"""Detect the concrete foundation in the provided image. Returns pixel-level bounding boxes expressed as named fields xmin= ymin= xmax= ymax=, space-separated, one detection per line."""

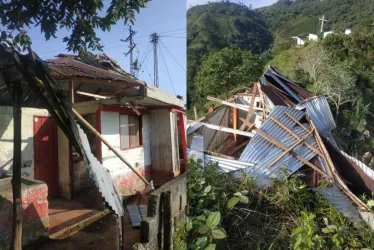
xmin=0 ymin=177 xmax=49 ymax=250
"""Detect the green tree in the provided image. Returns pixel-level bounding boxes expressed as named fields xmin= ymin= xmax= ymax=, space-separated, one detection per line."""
xmin=195 ymin=48 xmax=263 ymax=98
xmin=0 ymin=0 xmax=150 ymax=54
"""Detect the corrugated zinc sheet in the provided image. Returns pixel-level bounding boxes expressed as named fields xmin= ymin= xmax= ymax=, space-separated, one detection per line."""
xmin=313 ymin=186 xmax=362 ymax=225
xmin=47 ymin=58 xmax=140 ymax=85
xmin=188 ymin=134 xmax=205 ymax=164
xmin=187 ymin=149 xmax=255 ymax=173
xmin=77 ymin=124 xmax=124 ymax=215
xmin=238 ymin=106 xmax=322 ymax=187
xmin=340 ymin=150 xmax=374 ymax=181
xmin=296 ymin=96 xmax=336 ymax=135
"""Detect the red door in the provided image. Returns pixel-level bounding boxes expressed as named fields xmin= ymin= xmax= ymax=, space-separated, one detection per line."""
xmin=33 ymin=116 xmax=59 ymax=199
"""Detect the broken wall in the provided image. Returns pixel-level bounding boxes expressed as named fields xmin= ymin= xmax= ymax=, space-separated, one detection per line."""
xmin=150 ymin=110 xmax=180 ymax=186
xmin=101 ymin=110 xmax=151 ymax=196
xmin=133 ymin=173 xmax=187 ymax=250
xmin=0 ymin=106 xmax=49 ymax=178
xmin=201 ymin=106 xmax=229 ymax=152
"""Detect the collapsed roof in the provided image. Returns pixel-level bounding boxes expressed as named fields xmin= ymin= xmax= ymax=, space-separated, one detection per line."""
xmin=187 ymin=65 xmax=374 ymax=229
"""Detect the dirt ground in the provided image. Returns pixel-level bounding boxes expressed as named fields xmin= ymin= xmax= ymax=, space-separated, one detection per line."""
xmin=26 ymin=214 xmax=119 ymax=250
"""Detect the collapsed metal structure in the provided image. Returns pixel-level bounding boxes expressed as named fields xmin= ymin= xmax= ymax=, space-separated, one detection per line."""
xmin=187 ymin=66 xmax=374 ymax=229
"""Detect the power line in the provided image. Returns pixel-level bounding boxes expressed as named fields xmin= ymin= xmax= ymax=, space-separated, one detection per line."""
xmin=158 ymin=28 xmax=186 ymax=35
xmin=160 ymin=36 xmax=186 ymax=39
xmin=160 ymin=40 xmax=185 ymax=72
xmin=143 ymin=63 xmax=154 ymax=83
xmin=159 ymin=45 xmax=176 ymax=95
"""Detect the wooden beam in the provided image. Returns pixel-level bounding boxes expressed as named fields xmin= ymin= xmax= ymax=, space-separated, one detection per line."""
xmin=199 ymin=122 xmax=255 ymax=138
xmin=11 ymin=82 xmax=23 ymax=250
xmin=228 ymin=140 xmax=249 ymax=157
xmin=129 ymin=101 xmax=141 ymax=116
xmin=269 ymin=116 xmax=323 ymax=157
xmin=239 ymin=84 xmax=258 ymax=131
xmin=254 ymin=128 xmax=329 ymax=178
xmin=239 ymin=117 xmax=256 ymax=132
xmin=72 ymin=108 xmax=150 ymax=186
xmin=207 ymin=95 xmax=264 ymax=112
xmin=256 ymin=83 xmax=266 ymax=120
xmin=285 ymin=112 xmax=311 ymax=132
xmin=268 ymin=129 xmax=315 ymax=168
xmin=204 ymin=151 xmax=235 ymax=160
xmin=233 ymin=107 xmax=238 ymax=141
xmin=69 ymin=80 xmax=74 ymax=104
xmin=76 ymin=90 xmax=113 ymax=100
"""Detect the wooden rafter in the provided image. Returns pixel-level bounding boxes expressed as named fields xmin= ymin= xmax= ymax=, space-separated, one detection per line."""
xmin=254 ymin=128 xmax=329 ymax=178
xmin=269 ymin=116 xmax=323 ymax=157
xmin=239 ymin=84 xmax=258 ymax=131
xmin=268 ymin=128 xmax=315 ymax=168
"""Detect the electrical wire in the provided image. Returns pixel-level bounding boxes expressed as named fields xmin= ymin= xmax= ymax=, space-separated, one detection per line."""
xmin=160 ymin=40 xmax=185 ymax=72
xmin=159 ymin=45 xmax=176 ymax=95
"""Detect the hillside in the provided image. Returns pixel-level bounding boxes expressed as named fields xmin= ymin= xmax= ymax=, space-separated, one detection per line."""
xmin=259 ymin=0 xmax=374 ymax=40
xmin=187 ymin=2 xmax=273 ymax=109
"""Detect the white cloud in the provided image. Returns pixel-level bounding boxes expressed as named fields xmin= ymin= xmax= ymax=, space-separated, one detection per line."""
xmin=187 ymin=0 xmax=277 ymax=9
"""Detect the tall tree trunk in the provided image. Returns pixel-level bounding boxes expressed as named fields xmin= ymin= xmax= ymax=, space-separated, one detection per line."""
xmin=335 ymin=104 xmax=340 ymax=125
xmin=11 ymin=82 xmax=23 ymax=250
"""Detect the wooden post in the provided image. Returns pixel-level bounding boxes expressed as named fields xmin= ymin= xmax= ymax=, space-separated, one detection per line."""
xmin=233 ymin=108 xmax=238 ymax=141
xmin=193 ymin=106 xmax=198 ymax=120
xmin=69 ymin=80 xmax=74 ymax=104
xmin=11 ymin=82 xmax=23 ymax=250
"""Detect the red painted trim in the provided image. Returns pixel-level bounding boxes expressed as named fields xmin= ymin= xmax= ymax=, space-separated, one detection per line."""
xmin=170 ymin=109 xmax=187 ymax=173
xmin=99 ymin=104 xmax=149 ymax=115
xmin=119 ymin=114 xmax=143 ymax=150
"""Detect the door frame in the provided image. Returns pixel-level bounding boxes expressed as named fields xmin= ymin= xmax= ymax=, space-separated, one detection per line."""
xmin=33 ymin=115 xmax=59 ymax=198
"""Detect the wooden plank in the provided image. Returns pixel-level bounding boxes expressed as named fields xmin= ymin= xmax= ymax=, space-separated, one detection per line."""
xmin=254 ymin=128 xmax=329 ymax=178
xmin=76 ymin=90 xmax=113 ymax=99
xmin=239 ymin=117 xmax=256 ymax=132
xmin=69 ymin=81 xmax=74 ymax=104
xmin=204 ymin=151 xmax=235 ymax=160
xmin=129 ymin=101 xmax=141 ymax=116
xmin=233 ymin=107 xmax=238 ymax=141
xmin=285 ymin=112 xmax=311 ymax=132
xmin=207 ymin=96 xmax=264 ymax=112
xmin=239 ymin=84 xmax=258 ymax=131
xmin=228 ymin=140 xmax=249 ymax=157
xmin=269 ymin=116 xmax=323 ymax=157
xmin=268 ymin=129 xmax=315 ymax=168
xmin=256 ymin=83 xmax=266 ymax=120
xmin=199 ymin=122 xmax=255 ymax=138
xmin=310 ymin=120 xmax=336 ymax=181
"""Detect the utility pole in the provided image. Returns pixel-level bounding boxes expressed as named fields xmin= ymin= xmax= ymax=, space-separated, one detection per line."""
xmin=122 ymin=26 xmax=137 ymax=76
xmin=318 ymin=15 xmax=328 ymax=41
xmin=150 ymin=33 xmax=159 ymax=88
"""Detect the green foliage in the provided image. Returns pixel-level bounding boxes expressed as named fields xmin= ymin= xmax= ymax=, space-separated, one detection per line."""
xmin=194 ymin=48 xmax=263 ymax=99
xmin=174 ymin=223 xmax=187 ymax=250
xmin=259 ymin=0 xmax=374 ymax=40
xmin=187 ymin=1 xmax=273 ymax=109
xmin=186 ymin=160 xmax=374 ymax=249
xmin=0 ymin=0 xmax=149 ymax=54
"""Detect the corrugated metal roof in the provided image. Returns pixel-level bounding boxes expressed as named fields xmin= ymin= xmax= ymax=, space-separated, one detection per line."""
xmin=47 ymin=58 xmax=141 ymax=85
xmin=296 ymin=96 xmax=336 ymax=135
xmin=187 ymin=149 xmax=255 ymax=173
xmin=78 ymin=124 xmax=124 ymax=215
xmin=340 ymin=150 xmax=374 ymax=181
xmin=313 ymin=186 xmax=362 ymax=225
xmin=238 ymin=106 xmax=322 ymax=187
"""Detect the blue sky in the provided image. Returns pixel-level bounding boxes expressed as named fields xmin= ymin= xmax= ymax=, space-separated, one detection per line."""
xmin=187 ymin=0 xmax=277 ymax=9
xmin=24 ymin=0 xmax=186 ymax=101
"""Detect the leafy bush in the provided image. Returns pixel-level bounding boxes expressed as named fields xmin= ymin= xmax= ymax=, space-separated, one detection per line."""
xmin=186 ymin=159 xmax=374 ymax=250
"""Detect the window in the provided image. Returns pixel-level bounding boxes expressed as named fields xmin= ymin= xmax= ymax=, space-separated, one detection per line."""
xmin=120 ymin=115 xmax=141 ymax=149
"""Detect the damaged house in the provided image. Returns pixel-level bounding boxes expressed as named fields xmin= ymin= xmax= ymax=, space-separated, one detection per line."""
xmin=187 ymin=66 xmax=374 ymax=230
xmin=0 ymin=48 xmax=187 ymax=249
